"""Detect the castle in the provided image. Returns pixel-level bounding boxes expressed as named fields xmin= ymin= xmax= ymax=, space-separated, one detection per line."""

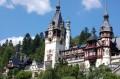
xmin=3 ymin=0 xmax=120 ymax=77
xmin=43 ymin=0 xmax=120 ymax=70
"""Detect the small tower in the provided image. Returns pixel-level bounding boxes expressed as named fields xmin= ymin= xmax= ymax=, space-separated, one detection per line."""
xmin=44 ymin=0 xmax=66 ymax=70
xmin=65 ymin=19 xmax=71 ymax=50
xmin=100 ymin=4 xmax=113 ymax=65
xmin=84 ymin=27 xmax=98 ymax=68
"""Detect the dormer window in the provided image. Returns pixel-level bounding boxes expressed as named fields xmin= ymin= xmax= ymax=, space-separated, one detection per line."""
xmin=101 ymin=27 xmax=104 ymax=30
xmin=101 ymin=33 xmax=104 ymax=37
xmin=102 ymin=40 xmax=105 ymax=45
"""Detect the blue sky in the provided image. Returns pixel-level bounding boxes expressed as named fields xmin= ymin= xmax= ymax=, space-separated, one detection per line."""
xmin=0 ymin=0 xmax=120 ymax=45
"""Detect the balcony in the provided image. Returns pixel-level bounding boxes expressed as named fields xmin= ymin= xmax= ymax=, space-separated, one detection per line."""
xmin=67 ymin=58 xmax=84 ymax=64
xmin=111 ymin=55 xmax=120 ymax=59
xmin=85 ymin=55 xmax=97 ymax=60
xmin=88 ymin=55 xmax=97 ymax=59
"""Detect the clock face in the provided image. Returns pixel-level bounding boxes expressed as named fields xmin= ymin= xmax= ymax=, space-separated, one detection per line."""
xmin=48 ymin=31 xmax=53 ymax=38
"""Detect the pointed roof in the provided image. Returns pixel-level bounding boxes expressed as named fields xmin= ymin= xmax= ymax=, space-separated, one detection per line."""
xmin=87 ymin=27 xmax=98 ymax=41
xmin=52 ymin=0 xmax=63 ymax=29
xmin=87 ymin=34 xmax=98 ymax=41
xmin=101 ymin=3 xmax=112 ymax=32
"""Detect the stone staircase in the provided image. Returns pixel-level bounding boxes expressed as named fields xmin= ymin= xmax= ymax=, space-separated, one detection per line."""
xmin=108 ymin=63 xmax=120 ymax=75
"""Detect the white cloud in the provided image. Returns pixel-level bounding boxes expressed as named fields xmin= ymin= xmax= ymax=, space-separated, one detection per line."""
xmin=0 ymin=37 xmax=23 ymax=46
xmin=0 ymin=0 xmax=53 ymax=15
xmin=81 ymin=0 xmax=102 ymax=10
xmin=0 ymin=36 xmax=35 ymax=46
xmin=0 ymin=0 xmax=6 ymax=5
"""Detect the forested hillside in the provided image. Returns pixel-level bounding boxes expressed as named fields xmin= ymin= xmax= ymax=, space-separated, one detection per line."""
xmin=0 ymin=32 xmax=45 ymax=71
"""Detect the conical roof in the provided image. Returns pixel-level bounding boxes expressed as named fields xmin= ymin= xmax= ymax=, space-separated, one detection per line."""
xmin=52 ymin=0 xmax=63 ymax=29
xmin=87 ymin=27 xmax=98 ymax=41
xmin=101 ymin=4 xmax=112 ymax=32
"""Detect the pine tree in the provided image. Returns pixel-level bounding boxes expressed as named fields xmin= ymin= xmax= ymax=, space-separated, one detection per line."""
xmin=32 ymin=34 xmax=40 ymax=52
xmin=40 ymin=32 xmax=44 ymax=41
xmin=16 ymin=41 xmax=21 ymax=52
xmin=79 ymin=27 xmax=91 ymax=44
xmin=9 ymin=40 xmax=13 ymax=46
xmin=22 ymin=33 xmax=32 ymax=55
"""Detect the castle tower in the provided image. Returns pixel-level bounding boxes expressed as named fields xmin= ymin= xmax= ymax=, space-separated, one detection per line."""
xmin=44 ymin=0 xmax=66 ymax=70
xmin=65 ymin=19 xmax=71 ymax=50
xmin=100 ymin=4 xmax=113 ymax=65
xmin=84 ymin=27 xmax=98 ymax=68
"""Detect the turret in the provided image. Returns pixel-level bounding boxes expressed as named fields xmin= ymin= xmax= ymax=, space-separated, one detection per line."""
xmin=100 ymin=3 xmax=113 ymax=40
xmin=65 ymin=19 xmax=71 ymax=50
xmin=100 ymin=4 xmax=112 ymax=65
xmin=84 ymin=27 xmax=98 ymax=68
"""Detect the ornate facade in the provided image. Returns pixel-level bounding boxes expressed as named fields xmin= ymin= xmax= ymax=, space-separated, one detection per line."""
xmin=44 ymin=0 xmax=66 ymax=70
xmin=44 ymin=0 xmax=120 ymax=69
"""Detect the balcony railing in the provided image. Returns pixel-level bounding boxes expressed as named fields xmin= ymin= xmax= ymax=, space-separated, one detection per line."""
xmin=111 ymin=55 xmax=120 ymax=59
xmin=85 ymin=55 xmax=97 ymax=60
xmin=67 ymin=58 xmax=84 ymax=64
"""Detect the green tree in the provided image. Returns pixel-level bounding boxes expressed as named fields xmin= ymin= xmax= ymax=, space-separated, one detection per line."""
xmin=61 ymin=76 xmax=76 ymax=79
xmin=22 ymin=33 xmax=32 ymax=55
xmin=15 ymin=70 xmax=32 ymax=79
xmin=32 ymin=46 xmax=45 ymax=62
xmin=103 ymin=72 xmax=120 ymax=79
xmin=39 ymin=32 xmax=45 ymax=48
xmin=86 ymin=65 xmax=112 ymax=79
xmin=9 ymin=40 xmax=13 ymax=46
xmin=70 ymin=36 xmax=74 ymax=46
xmin=0 ymin=46 xmax=16 ymax=71
xmin=32 ymin=34 xmax=40 ymax=52
xmin=0 ymin=73 xmax=3 ymax=79
xmin=79 ymin=27 xmax=91 ymax=44
xmin=39 ymin=32 xmax=44 ymax=41
xmin=16 ymin=41 xmax=21 ymax=52
xmin=38 ymin=68 xmax=56 ymax=79
xmin=7 ymin=69 xmax=13 ymax=79
xmin=13 ymin=68 xmax=19 ymax=77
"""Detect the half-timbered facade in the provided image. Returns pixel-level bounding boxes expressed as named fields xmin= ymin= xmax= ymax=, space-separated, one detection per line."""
xmin=59 ymin=4 xmax=120 ymax=68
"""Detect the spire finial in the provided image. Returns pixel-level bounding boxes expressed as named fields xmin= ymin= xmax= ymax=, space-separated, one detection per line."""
xmin=57 ymin=0 xmax=60 ymax=7
xmin=104 ymin=3 xmax=109 ymax=21
xmin=56 ymin=0 xmax=60 ymax=11
xmin=66 ymin=18 xmax=70 ymax=23
xmin=104 ymin=3 xmax=108 ymax=16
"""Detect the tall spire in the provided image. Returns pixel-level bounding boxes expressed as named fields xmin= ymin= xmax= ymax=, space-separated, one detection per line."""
xmin=104 ymin=3 xmax=108 ymax=16
xmin=56 ymin=0 xmax=60 ymax=11
xmin=100 ymin=3 xmax=113 ymax=35
xmin=104 ymin=3 xmax=109 ymax=21
xmin=52 ymin=0 xmax=62 ymax=28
